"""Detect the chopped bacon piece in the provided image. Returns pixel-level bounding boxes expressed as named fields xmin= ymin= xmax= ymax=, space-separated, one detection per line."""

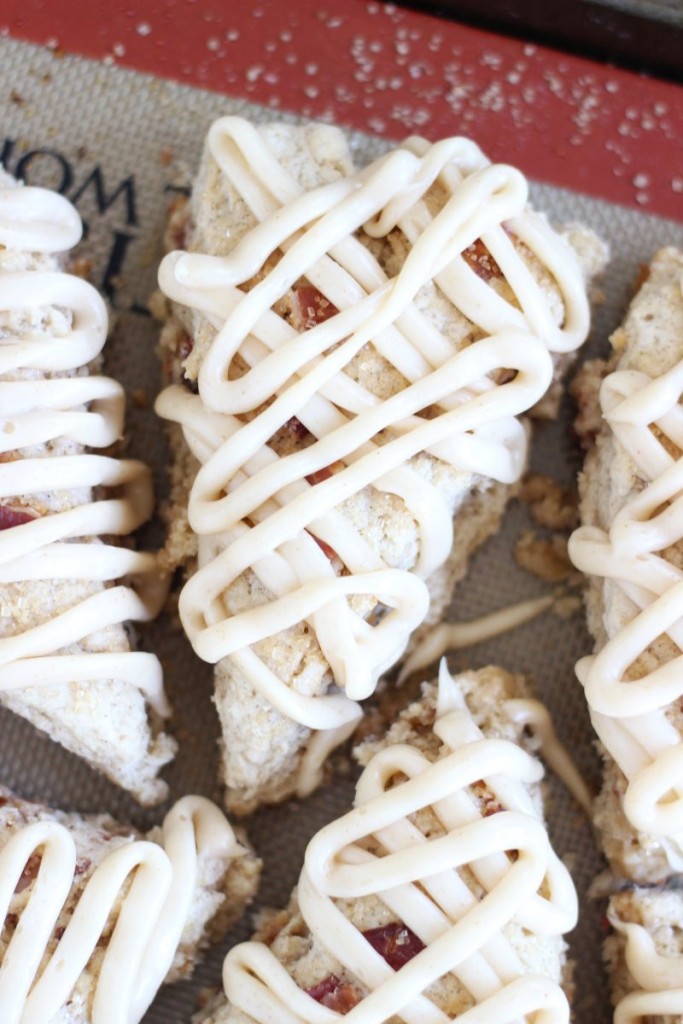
xmin=284 ymin=416 xmax=311 ymax=441
xmin=306 ymin=459 xmax=345 ymax=487
xmin=463 ymin=238 xmax=503 ymax=282
xmin=363 ymin=921 xmax=426 ymax=970
xmin=312 ymin=536 xmax=338 ymax=562
xmin=306 ymin=975 xmax=362 ymax=1013
xmin=484 ymin=800 xmax=503 ymax=817
xmin=472 ymin=779 xmax=504 ymax=817
xmin=15 ymin=854 xmax=41 ymax=893
xmin=0 ymin=505 xmax=36 ymax=531
xmin=292 ymin=285 xmax=339 ymax=331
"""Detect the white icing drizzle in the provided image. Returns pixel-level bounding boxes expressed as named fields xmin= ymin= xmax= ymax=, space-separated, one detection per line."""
xmin=156 ymin=116 xmax=589 ymax=740
xmin=614 ymin=989 xmax=683 ymax=1024
xmin=0 ymin=794 xmax=242 ymax=1024
xmin=223 ymin=661 xmax=576 ymax=1024
xmin=569 ymin=329 xmax=683 ymax=864
xmin=398 ymin=595 xmax=554 ymax=681
xmin=610 ymin=907 xmax=683 ymax=1023
xmin=0 ymin=183 xmax=169 ymax=717
xmin=398 ymin=596 xmax=592 ymax=811
xmin=504 ymin=698 xmax=592 ymax=814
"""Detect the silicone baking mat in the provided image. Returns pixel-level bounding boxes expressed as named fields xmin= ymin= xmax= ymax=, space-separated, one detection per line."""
xmin=0 ymin=11 xmax=682 ymax=1022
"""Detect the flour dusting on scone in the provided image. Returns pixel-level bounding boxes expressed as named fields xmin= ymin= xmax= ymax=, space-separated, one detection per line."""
xmin=192 ymin=662 xmax=577 ymax=1024
xmin=569 ymin=248 xmax=683 ymax=884
xmin=0 ymin=785 xmax=260 ymax=1022
xmin=154 ymin=116 xmax=606 ymax=813
xmin=0 ymin=172 xmax=175 ymax=804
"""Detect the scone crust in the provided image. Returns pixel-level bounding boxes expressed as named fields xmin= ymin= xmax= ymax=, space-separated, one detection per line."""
xmin=576 ymin=247 xmax=683 ymax=883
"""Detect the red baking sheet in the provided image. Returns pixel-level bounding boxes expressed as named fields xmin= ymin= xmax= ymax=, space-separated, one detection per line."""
xmin=2 ymin=0 xmax=682 ymax=221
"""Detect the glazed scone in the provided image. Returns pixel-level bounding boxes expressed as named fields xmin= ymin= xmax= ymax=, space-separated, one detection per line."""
xmin=0 ymin=785 xmax=260 ymax=1023
xmin=606 ymin=887 xmax=683 ymax=1023
xmin=155 ymin=116 xmax=607 ymax=814
xmin=193 ymin=663 xmax=577 ymax=1024
xmin=569 ymin=248 xmax=683 ymax=883
xmin=0 ymin=173 xmax=175 ymax=804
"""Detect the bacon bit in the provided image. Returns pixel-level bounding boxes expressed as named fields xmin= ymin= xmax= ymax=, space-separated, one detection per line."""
xmin=472 ymin=779 xmax=504 ymax=817
xmin=4 ymin=913 xmax=18 ymax=930
xmin=306 ymin=459 xmax=345 ymax=486
xmin=363 ymin=922 xmax=426 ymax=970
xmin=306 ymin=975 xmax=362 ymax=1013
xmin=75 ymin=858 xmax=92 ymax=876
xmin=284 ymin=416 xmax=311 ymax=440
xmin=462 ymin=238 xmax=502 ymax=282
xmin=0 ymin=505 xmax=36 ymax=531
xmin=484 ymin=801 xmax=503 ymax=817
xmin=15 ymin=854 xmax=41 ymax=893
xmin=311 ymin=535 xmax=338 ymax=562
xmin=292 ymin=285 xmax=339 ymax=331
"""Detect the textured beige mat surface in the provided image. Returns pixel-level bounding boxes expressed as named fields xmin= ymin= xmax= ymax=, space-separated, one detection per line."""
xmin=1 ymin=35 xmax=683 ymax=1023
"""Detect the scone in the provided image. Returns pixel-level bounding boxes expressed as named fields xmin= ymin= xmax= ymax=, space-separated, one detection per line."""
xmin=0 ymin=174 xmax=175 ymax=804
xmin=194 ymin=662 xmax=577 ymax=1024
xmin=0 ymin=785 xmax=260 ymax=1023
xmin=606 ymin=887 xmax=683 ymax=1024
xmin=569 ymin=248 xmax=683 ymax=883
xmin=155 ymin=115 xmax=607 ymax=813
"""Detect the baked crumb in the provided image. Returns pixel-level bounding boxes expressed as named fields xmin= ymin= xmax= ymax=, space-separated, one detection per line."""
xmin=515 ymin=530 xmax=575 ymax=583
xmin=519 ymin=473 xmax=578 ymax=530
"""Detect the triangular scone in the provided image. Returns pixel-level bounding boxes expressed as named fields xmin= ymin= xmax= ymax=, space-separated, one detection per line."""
xmin=0 ymin=173 xmax=175 ymax=804
xmin=0 ymin=785 xmax=260 ymax=1022
xmin=194 ymin=663 xmax=577 ymax=1024
xmin=155 ymin=116 xmax=607 ymax=813
xmin=570 ymin=248 xmax=683 ymax=883
xmin=606 ymin=887 xmax=683 ymax=1023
